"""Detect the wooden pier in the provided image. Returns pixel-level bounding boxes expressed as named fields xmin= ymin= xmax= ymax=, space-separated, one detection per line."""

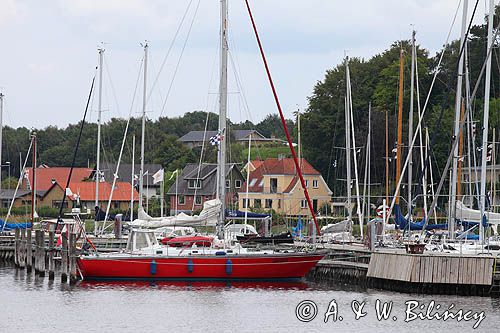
xmin=307 ymin=243 xmax=500 ymax=296
xmin=0 ymin=230 xmax=125 ymax=284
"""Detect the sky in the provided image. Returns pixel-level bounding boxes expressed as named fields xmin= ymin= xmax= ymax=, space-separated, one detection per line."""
xmin=0 ymin=0 xmax=490 ymax=129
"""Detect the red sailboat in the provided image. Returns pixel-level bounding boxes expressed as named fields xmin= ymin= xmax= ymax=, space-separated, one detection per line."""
xmin=77 ymin=0 xmax=325 ymax=281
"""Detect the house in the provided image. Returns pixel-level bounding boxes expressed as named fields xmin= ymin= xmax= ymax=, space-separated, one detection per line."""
xmin=167 ymin=163 xmax=245 ymax=215
xmin=238 ymin=157 xmax=332 ymax=217
xmin=33 ymin=181 xmax=139 ymax=212
xmin=178 ymin=130 xmax=279 ymax=148
xmin=23 ymin=166 xmax=93 ymax=192
xmin=94 ymin=162 xmax=163 ymax=200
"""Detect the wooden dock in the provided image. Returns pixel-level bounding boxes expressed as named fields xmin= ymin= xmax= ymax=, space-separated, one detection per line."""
xmin=0 ymin=230 xmax=127 ymax=284
xmin=306 ymin=243 xmax=500 ymax=296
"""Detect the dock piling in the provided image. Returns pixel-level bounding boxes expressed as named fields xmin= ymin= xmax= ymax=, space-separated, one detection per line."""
xmin=26 ymin=229 xmax=33 ymax=272
xmin=48 ymin=231 xmax=55 ymax=279
xmin=61 ymin=234 xmax=68 ymax=283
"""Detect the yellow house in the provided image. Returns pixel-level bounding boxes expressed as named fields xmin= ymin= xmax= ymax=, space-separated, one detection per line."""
xmin=239 ymin=158 xmax=332 ymax=217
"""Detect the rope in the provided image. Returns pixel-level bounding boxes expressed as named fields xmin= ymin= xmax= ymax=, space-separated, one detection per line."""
xmin=243 ymin=0 xmax=321 ymax=235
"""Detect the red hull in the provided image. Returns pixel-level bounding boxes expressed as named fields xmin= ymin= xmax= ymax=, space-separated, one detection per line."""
xmin=77 ymin=253 xmax=324 ymax=280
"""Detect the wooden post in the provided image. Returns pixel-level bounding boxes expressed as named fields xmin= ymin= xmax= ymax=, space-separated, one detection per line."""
xmin=48 ymin=231 xmax=55 ymax=279
xmin=35 ymin=230 xmax=41 ymax=274
xmin=38 ymin=230 xmax=45 ymax=277
xmin=19 ymin=228 xmax=26 ymax=269
xmin=61 ymin=234 xmax=68 ymax=283
xmin=26 ymin=229 xmax=33 ymax=272
xmin=69 ymin=232 xmax=78 ymax=284
xmin=14 ymin=228 xmax=20 ymax=267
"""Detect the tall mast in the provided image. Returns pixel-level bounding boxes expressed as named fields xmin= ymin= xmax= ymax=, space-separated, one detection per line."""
xmin=139 ymin=42 xmax=148 ymax=209
xmin=130 ymin=135 xmax=135 ymax=221
xmin=345 ymin=58 xmax=352 ymax=229
xmin=450 ymin=0 xmax=468 ymax=240
xmin=217 ymin=0 xmax=228 ymax=239
xmin=31 ymin=132 xmax=37 ymax=224
xmin=395 ymin=48 xmax=404 ymax=205
xmin=480 ymin=0 xmax=494 ymax=244
xmin=95 ymin=47 xmax=104 ymax=210
xmin=0 ymin=92 xmax=3 ymax=194
xmin=407 ymin=30 xmax=416 ymax=217
xmin=385 ymin=109 xmax=389 ymax=206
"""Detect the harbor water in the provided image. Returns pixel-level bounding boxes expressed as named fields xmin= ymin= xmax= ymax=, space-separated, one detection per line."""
xmin=1 ymin=262 xmax=499 ymax=332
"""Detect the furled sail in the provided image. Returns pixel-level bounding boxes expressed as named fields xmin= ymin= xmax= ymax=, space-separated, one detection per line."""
xmin=455 ymin=200 xmax=500 ymax=225
xmin=128 ymin=199 xmax=221 ymax=228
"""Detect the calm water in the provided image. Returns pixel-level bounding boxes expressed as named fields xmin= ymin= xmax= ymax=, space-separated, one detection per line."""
xmin=1 ymin=262 xmax=499 ymax=333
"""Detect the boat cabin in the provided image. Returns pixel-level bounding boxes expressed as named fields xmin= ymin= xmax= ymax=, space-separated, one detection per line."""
xmin=126 ymin=230 xmax=159 ymax=252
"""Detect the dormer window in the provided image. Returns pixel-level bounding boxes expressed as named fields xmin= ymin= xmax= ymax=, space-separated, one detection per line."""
xmin=188 ymin=179 xmax=202 ymax=189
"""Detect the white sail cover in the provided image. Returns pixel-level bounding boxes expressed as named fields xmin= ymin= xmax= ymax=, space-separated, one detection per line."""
xmin=321 ymin=220 xmax=350 ymax=233
xmin=128 ymin=199 xmax=221 ymax=228
xmin=455 ymin=200 xmax=500 ymax=225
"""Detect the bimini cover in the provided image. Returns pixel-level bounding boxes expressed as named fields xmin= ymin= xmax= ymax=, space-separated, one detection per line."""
xmin=455 ymin=200 xmax=500 ymax=225
xmin=128 ymin=199 xmax=221 ymax=228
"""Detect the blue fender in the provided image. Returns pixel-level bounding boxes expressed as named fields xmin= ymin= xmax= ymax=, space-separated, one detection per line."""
xmin=150 ymin=259 xmax=157 ymax=275
xmin=187 ymin=259 xmax=194 ymax=273
xmin=226 ymin=259 xmax=232 ymax=275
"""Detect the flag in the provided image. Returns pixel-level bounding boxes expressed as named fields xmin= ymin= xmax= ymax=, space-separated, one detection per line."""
xmin=152 ymin=168 xmax=164 ymax=184
xmin=210 ymin=131 xmax=223 ymax=146
xmin=458 ymin=156 xmax=465 ymax=162
xmin=168 ymin=169 xmax=179 ymax=181
xmin=65 ymin=187 xmax=73 ymax=196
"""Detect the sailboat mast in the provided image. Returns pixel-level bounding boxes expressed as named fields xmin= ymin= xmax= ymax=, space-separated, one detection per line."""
xmin=130 ymin=134 xmax=135 ymax=221
xmin=31 ymin=132 xmax=37 ymax=224
xmin=480 ymin=0 xmax=494 ymax=244
xmin=217 ymin=0 xmax=228 ymax=239
xmin=385 ymin=109 xmax=389 ymax=206
xmin=139 ymin=42 xmax=148 ymax=209
xmin=395 ymin=48 xmax=404 ymax=205
xmin=345 ymin=58 xmax=352 ymax=227
xmin=95 ymin=47 xmax=104 ymax=209
xmin=450 ymin=0 xmax=468 ymax=240
xmin=407 ymin=31 xmax=416 ymax=216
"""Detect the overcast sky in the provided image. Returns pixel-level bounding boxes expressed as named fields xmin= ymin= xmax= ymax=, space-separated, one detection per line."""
xmin=0 ymin=0 xmax=489 ymax=129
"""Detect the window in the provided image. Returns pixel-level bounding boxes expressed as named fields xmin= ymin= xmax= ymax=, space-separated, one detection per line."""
xmin=242 ymin=198 xmax=250 ymax=208
xmin=313 ymin=199 xmax=318 ymax=212
xmin=300 ymin=199 xmax=307 ymax=209
xmin=270 ymin=178 xmax=278 ymax=193
xmin=254 ymin=199 xmax=262 ymax=208
xmin=226 ymin=180 xmax=230 ymax=188
xmin=258 ymin=179 xmax=264 ymax=187
xmin=278 ymin=199 xmax=281 ymax=209
xmin=313 ymin=180 xmax=319 ymax=188
xmin=188 ymin=179 xmax=201 ymax=189
xmin=265 ymin=199 xmax=273 ymax=209
xmin=113 ymin=202 xmax=120 ymax=209
xmin=235 ymin=180 xmax=242 ymax=188
xmin=195 ymin=196 xmax=202 ymax=205
xmin=178 ymin=196 xmax=185 ymax=205
xmin=305 ymin=180 xmax=309 ymax=188
xmin=249 ymin=179 xmax=257 ymax=187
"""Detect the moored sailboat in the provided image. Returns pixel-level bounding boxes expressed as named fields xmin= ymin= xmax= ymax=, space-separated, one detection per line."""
xmin=77 ymin=0 xmax=325 ymax=280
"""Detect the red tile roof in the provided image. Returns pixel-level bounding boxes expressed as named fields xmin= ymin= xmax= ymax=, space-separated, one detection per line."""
xmin=67 ymin=182 xmax=139 ymax=201
xmin=257 ymin=158 xmax=320 ymax=175
xmin=241 ymin=158 xmax=320 ymax=193
xmin=24 ymin=167 xmax=93 ymax=191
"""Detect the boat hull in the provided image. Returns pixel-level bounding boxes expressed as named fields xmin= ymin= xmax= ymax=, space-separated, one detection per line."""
xmin=77 ymin=253 xmax=324 ymax=280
